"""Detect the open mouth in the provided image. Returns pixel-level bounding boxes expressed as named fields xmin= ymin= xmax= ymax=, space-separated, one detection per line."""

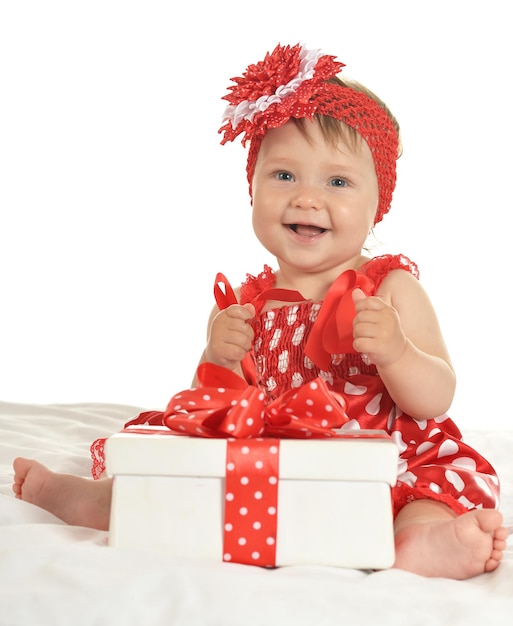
xmin=288 ymin=224 xmax=327 ymax=237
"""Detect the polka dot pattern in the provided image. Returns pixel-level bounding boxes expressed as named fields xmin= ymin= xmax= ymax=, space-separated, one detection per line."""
xmin=161 ymin=367 xmax=350 ymax=441
xmin=223 ymin=438 xmax=279 ymax=567
xmin=242 ymin=261 xmax=500 ymax=516
xmin=91 ymin=258 xmax=501 ymax=525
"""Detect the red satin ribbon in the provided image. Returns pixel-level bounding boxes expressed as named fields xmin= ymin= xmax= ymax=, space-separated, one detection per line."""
xmin=213 ymin=273 xmax=239 ymax=309
xmin=223 ymin=438 xmax=280 ymax=567
xmin=304 ymin=269 xmax=374 ymax=370
xmin=215 ymin=268 xmax=374 ymax=373
xmin=163 ymin=362 xmax=349 ymax=439
xmin=214 ymin=272 xmax=306 ymax=318
xmin=164 ymin=269 xmax=373 ymax=566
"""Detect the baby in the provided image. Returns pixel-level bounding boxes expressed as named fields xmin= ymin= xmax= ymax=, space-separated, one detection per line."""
xmin=13 ymin=43 xmax=508 ymax=579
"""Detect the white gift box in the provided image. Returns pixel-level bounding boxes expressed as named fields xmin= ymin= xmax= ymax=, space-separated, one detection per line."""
xmin=105 ymin=426 xmax=398 ymax=570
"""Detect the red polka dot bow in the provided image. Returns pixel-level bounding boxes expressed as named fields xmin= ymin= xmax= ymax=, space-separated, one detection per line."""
xmin=163 ymin=363 xmax=350 ymax=567
xmin=163 ymin=362 xmax=350 ymax=439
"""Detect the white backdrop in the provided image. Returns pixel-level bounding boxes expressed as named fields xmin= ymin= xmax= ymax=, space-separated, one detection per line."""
xmin=1 ymin=1 xmax=511 ymax=429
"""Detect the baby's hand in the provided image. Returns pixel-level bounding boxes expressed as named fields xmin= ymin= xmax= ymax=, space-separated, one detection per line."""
xmin=351 ymin=288 xmax=407 ymax=368
xmin=206 ymin=303 xmax=255 ymax=371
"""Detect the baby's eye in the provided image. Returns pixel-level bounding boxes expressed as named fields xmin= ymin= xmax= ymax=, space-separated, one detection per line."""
xmin=330 ymin=177 xmax=348 ymax=188
xmin=276 ymin=171 xmax=294 ymax=182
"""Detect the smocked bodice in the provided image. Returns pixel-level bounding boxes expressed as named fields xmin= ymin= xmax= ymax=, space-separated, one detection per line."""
xmin=252 ymin=300 xmax=377 ymax=401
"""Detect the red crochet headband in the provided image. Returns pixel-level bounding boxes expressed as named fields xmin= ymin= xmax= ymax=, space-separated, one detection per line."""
xmin=218 ymin=43 xmax=399 ymax=224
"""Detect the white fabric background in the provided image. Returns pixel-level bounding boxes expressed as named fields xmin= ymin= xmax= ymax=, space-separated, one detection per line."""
xmin=0 ymin=401 xmax=512 ymax=625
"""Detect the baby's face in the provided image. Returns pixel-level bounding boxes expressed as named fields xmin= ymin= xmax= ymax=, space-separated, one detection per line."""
xmin=250 ymin=119 xmax=379 ymax=277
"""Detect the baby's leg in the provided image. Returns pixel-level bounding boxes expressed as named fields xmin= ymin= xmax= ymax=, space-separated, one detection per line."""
xmin=393 ymin=499 xmax=508 ymax=579
xmin=12 ymin=457 xmax=112 ymax=531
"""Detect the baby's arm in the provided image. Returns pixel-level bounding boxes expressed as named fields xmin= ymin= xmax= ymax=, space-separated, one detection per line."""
xmin=192 ymin=299 xmax=255 ymax=387
xmin=352 ymin=270 xmax=456 ymax=419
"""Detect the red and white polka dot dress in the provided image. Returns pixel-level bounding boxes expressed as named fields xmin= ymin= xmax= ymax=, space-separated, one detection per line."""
xmin=91 ymin=254 xmax=500 ymax=520
xmin=237 ymin=255 xmax=500 ymax=517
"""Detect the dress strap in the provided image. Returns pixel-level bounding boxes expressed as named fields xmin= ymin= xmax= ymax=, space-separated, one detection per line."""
xmin=360 ymin=254 xmax=419 ymax=292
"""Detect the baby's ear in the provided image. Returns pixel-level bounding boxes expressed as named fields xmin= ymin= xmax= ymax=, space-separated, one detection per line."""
xmin=352 ymin=288 xmax=367 ymax=304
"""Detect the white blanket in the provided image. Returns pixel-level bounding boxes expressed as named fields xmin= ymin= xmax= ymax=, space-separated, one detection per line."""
xmin=1 ymin=401 xmax=512 ymax=626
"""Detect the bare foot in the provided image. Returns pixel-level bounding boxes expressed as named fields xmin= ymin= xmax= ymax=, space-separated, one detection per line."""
xmin=12 ymin=457 xmax=112 ymax=531
xmin=394 ymin=501 xmax=509 ymax=579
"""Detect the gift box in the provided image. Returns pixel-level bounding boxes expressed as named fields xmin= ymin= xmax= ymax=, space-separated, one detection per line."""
xmin=105 ymin=426 xmax=398 ymax=570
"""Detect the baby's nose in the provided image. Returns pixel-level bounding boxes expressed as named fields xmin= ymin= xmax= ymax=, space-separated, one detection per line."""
xmin=293 ymin=183 xmax=323 ymax=210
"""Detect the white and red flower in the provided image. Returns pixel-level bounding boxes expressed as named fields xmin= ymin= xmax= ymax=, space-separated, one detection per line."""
xmin=219 ymin=43 xmax=344 ymax=145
